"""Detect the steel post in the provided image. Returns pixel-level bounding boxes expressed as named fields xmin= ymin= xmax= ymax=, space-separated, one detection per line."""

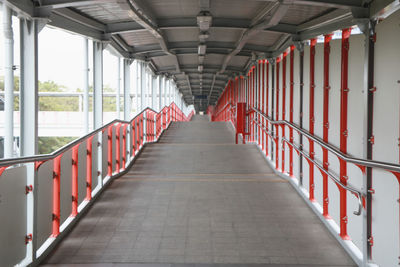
xmin=339 ymin=28 xmax=351 ymax=240
xmin=117 ymin=57 xmax=121 ymax=119
xmin=3 ymin=5 xmax=14 ymax=158
xmin=83 ymin=38 xmax=89 ymax=133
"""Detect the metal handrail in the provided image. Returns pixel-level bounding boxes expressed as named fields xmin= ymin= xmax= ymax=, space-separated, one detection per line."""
xmin=0 ymin=102 xmax=185 ymax=167
xmin=213 ymin=102 xmax=234 ymax=118
xmin=251 ymin=107 xmax=400 ymax=173
xmin=282 ymin=137 xmax=363 ymax=216
xmin=252 ymin=118 xmax=276 ymax=140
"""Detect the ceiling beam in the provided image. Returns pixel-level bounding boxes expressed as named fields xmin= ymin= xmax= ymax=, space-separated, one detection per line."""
xmin=106 ymin=17 xmax=297 ymax=34
xmin=53 ymin=8 xmax=106 ymax=31
xmin=255 ymin=0 xmax=363 ymax=9
xmin=219 ymin=2 xmax=289 ymax=74
xmin=123 ymin=0 xmax=182 ymax=73
xmin=36 ymin=0 xmax=115 ymax=9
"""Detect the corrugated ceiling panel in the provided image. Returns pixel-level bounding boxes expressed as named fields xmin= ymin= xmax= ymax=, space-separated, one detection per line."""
xmin=73 ymin=3 xmax=132 ymax=23
xmin=246 ymin=31 xmax=283 ymax=47
xmin=204 ymin=54 xmax=225 ymax=66
xmin=164 ymin=28 xmax=199 ymax=42
xmin=281 ymin=4 xmax=330 ymax=25
xmin=146 ymin=0 xmax=199 ymax=18
xmin=229 ymin=56 xmax=249 ymax=68
xmin=211 ymin=0 xmax=266 ymax=18
xmin=207 ymin=28 xmax=243 ymax=43
xmin=177 ymin=54 xmax=198 ymax=65
xmin=152 ymin=55 xmax=176 ymax=67
xmin=121 ymin=31 xmax=159 ymax=46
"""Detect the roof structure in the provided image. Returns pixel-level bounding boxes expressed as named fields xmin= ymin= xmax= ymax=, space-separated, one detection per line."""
xmin=8 ymin=0 xmax=375 ymax=110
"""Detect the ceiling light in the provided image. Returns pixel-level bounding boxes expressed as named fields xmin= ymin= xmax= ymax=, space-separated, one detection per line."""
xmin=198 ymin=44 xmax=206 ymax=55
xmin=198 ymin=65 xmax=204 ymax=72
xmin=197 ymin=15 xmax=212 ymax=31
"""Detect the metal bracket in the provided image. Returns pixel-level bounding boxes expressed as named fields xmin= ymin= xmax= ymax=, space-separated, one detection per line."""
xmin=25 ymin=185 xmax=33 ymax=194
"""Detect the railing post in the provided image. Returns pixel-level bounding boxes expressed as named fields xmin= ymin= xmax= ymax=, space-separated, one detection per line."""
xmin=323 ymin=34 xmax=333 ymax=217
xmin=71 ymin=145 xmax=79 ymax=217
xmin=116 ymin=123 xmax=121 ymax=172
xmin=339 ymin=28 xmax=351 ymax=240
xmin=143 ymin=112 xmax=147 ymax=144
xmin=289 ymin=46 xmax=295 ymax=177
xmin=123 ymin=124 xmax=128 ymax=168
xmin=51 ymin=155 xmax=62 ymax=237
xmin=107 ymin=125 xmax=113 ymax=177
xmin=131 ymin=120 xmax=136 ymax=156
xmin=309 ymin=38 xmax=317 ymax=202
xmin=86 ymin=136 xmax=93 ymax=201
xmin=362 ymin=20 xmax=376 ymax=265
xmin=282 ymin=52 xmax=287 ymax=174
xmin=154 ymin=113 xmax=157 ymax=141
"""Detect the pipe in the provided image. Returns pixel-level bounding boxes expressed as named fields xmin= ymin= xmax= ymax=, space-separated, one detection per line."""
xmin=3 ymin=5 xmax=14 ymax=158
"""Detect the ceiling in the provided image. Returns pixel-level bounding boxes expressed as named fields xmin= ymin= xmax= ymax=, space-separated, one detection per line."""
xmin=11 ymin=0 xmax=374 ymax=111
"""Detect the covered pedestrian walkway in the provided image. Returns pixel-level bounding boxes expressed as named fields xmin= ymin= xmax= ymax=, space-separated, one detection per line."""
xmin=43 ymin=116 xmax=355 ymax=266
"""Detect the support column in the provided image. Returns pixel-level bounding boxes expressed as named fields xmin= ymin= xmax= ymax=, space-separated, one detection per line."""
xmin=323 ymin=34 xmax=333 ymax=217
xmin=362 ymin=21 xmax=376 ymax=265
xmin=151 ymin=75 xmax=156 ymax=110
xmin=309 ymin=39 xmax=317 ymax=201
xmin=93 ymin=41 xmax=104 ymax=129
xmin=289 ymin=46 xmax=295 ymax=177
xmin=19 ymin=16 xmax=46 ymax=263
xmin=93 ymin=41 xmax=104 ymax=191
xmin=136 ymin=61 xmax=140 ymax=114
xmin=117 ymin=57 xmax=121 ymax=119
xmin=123 ymin=59 xmax=132 ymax=120
xmin=158 ymin=76 xmax=162 ymax=110
xmin=3 ymin=5 xmax=14 ymax=158
xmin=339 ymin=28 xmax=351 ymax=240
xmin=163 ymin=77 xmax=167 ymax=106
xmin=296 ymin=42 xmax=305 ymax=186
xmin=141 ymin=62 xmax=146 ymax=111
xmin=83 ymin=38 xmax=89 ymax=133
xmin=270 ymin=59 xmax=275 ymax=162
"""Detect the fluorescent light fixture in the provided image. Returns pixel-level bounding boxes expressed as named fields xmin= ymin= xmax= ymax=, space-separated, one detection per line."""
xmin=198 ymin=44 xmax=206 ymax=55
xmin=197 ymin=15 xmax=212 ymax=31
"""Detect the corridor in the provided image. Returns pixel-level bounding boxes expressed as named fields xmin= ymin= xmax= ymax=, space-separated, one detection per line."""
xmin=43 ymin=116 xmax=355 ymax=266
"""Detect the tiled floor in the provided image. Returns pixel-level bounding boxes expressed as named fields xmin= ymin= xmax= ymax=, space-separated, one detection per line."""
xmin=42 ymin=116 xmax=356 ymax=266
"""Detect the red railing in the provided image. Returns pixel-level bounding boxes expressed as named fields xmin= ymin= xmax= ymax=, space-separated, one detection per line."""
xmin=209 ymin=32 xmax=400 ymax=265
xmin=0 ymin=102 xmax=194 ymax=266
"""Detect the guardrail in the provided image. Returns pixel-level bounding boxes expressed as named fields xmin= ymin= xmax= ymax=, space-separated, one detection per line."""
xmin=0 ymin=102 xmax=194 ymax=267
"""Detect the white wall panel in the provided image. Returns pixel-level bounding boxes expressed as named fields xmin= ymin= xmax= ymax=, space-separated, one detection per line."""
xmin=0 ymin=166 xmax=27 ymax=267
xmin=373 ymin=9 xmax=400 ymax=267
xmin=37 ymin=160 xmax=53 ymax=249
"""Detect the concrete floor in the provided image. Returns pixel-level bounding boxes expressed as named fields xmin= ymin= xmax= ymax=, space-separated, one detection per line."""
xmin=43 ymin=115 xmax=356 ymax=267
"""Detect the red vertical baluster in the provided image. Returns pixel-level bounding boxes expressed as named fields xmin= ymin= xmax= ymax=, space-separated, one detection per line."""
xmin=275 ymin=56 xmax=280 ymax=170
xmin=86 ymin=136 xmax=93 ymax=201
xmin=262 ymin=60 xmax=265 ymax=153
xmin=289 ymin=46 xmax=295 ymax=177
xmin=71 ymin=144 xmax=79 ymax=217
xmin=266 ymin=61 xmax=269 ymax=156
xmin=52 ymin=154 xmax=62 ymax=237
xmin=123 ymin=124 xmax=127 ymax=169
xmin=339 ymin=28 xmax=351 ymax=240
xmin=323 ymin=34 xmax=333 ymax=217
xmin=309 ymin=38 xmax=317 ymax=202
xmin=116 ymin=123 xmax=121 ymax=172
xmin=108 ymin=125 xmax=113 ymax=176
xmin=258 ymin=60 xmax=261 ymax=147
xmin=282 ymin=52 xmax=287 ymax=173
